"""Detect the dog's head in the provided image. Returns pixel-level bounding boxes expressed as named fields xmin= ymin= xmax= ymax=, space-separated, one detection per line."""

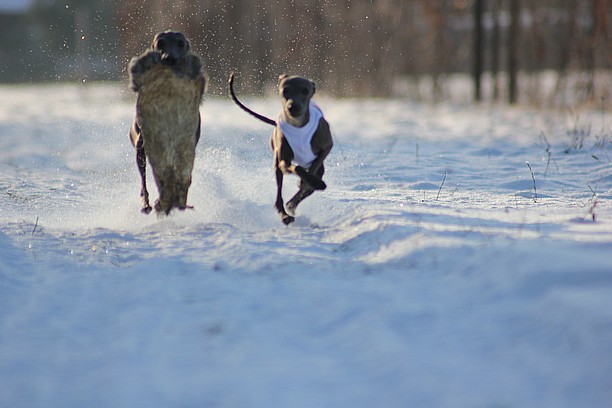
xmin=151 ymin=31 xmax=190 ymax=65
xmin=278 ymin=74 xmax=316 ymax=121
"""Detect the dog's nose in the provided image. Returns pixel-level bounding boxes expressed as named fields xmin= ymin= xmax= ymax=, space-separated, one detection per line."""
xmin=161 ymin=53 xmax=177 ymax=65
xmin=287 ymin=100 xmax=301 ymax=116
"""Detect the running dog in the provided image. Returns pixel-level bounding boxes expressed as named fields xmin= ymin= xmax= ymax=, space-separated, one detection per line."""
xmin=128 ymin=31 xmax=205 ymax=215
xmin=229 ymin=73 xmax=333 ymax=225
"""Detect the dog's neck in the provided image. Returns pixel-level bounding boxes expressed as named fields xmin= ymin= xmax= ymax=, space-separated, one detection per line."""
xmin=282 ymin=108 xmax=310 ymax=128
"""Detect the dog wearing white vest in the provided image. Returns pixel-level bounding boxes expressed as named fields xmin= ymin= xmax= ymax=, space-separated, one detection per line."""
xmin=229 ymin=73 xmax=333 ymax=225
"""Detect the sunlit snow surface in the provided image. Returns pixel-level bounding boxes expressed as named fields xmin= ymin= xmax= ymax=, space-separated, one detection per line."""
xmin=1 ymin=83 xmax=611 ymax=407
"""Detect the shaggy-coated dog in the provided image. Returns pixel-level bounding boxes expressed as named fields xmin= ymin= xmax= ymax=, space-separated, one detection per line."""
xmin=128 ymin=31 xmax=205 ymax=215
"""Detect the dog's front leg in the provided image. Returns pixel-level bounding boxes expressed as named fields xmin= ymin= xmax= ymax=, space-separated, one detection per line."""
xmin=286 ymin=164 xmax=324 ymax=215
xmin=136 ymin=144 xmax=152 ymax=214
xmin=279 ymin=158 xmax=326 ymax=190
xmin=274 ymin=165 xmax=294 ymax=225
xmin=306 ymin=144 xmax=332 ymax=181
xmin=290 ymin=164 xmax=326 ymax=191
xmin=128 ymin=51 xmax=161 ymax=92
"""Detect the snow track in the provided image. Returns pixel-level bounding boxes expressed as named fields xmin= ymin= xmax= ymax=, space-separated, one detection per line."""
xmin=1 ymin=83 xmax=611 ymax=407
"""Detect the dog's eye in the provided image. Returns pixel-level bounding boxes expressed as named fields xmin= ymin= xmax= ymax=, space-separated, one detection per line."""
xmin=178 ymin=40 xmax=185 ymax=48
xmin=156 ymin=39 xmax=165 ymax=50
xmin=302 ymin=88 xmax=309 ymax=95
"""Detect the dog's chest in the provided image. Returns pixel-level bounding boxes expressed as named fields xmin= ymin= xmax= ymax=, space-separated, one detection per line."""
xmin=282 ymin=130 xmax=317 ymax=167
xmin=278 ymin=115 xmax=321 ymax=168
xmin=136 ymin=64 xmax=201 ymax=137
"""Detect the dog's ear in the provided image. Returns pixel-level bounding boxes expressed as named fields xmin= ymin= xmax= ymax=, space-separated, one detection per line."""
xmin=150 ymin=33 xmax=159 ymax=50
xmin=151 ymin=31 xmax=166 ymax=50
xmin=179 ymin=33 xmax=191 ymax=54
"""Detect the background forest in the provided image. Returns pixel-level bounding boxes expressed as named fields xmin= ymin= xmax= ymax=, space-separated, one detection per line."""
xmin=0 ymin=0 xmax=610 ymax=105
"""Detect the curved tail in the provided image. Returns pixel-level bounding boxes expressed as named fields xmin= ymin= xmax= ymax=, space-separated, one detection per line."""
xmin=228 ymin=72 xmax=277 ymax=127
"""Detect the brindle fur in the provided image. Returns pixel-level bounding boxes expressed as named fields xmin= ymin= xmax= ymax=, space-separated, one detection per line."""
xmin=128 ymin=31 xmax=205 ymax=215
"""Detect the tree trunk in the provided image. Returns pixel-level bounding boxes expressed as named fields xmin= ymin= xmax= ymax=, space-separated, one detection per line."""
xmin=473 ymin=0 xmax=484 ymax=102
xmin=508 ymin=0 xmax=520 ymax=104
xmin=490 ymin=0 xmax=501 ymax=101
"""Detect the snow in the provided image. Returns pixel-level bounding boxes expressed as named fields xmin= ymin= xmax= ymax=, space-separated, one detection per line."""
xmin=1 ymin=83 xmax=611 ymax=407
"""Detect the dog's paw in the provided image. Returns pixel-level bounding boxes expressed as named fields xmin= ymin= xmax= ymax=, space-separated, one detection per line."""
xmin=286 ymin=202 xmax=297 ymax=216
xmin=296 ymin=167 xmax=326 ymax=190
xmin=307 ymin=176 xmax=326 ymax=191
xmin=142 ymin=51 xmax=162 ymax=69
xmin=154 ymin=200 xmax=173 ymax=216
xmin=141 ymin=205 xmax=153 ymax=214
xmin=129 ymin=51 xmax=161 ymax=76
xmin=281 ymin=214 xmax=295 ymax=225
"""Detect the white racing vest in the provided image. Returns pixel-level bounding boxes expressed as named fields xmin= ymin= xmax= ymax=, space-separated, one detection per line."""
xmin=278 ymin=102 xmax=323 ymax=168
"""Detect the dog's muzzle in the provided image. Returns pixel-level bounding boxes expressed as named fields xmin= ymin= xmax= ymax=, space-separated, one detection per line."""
xmin=286 ymin=101 xmax=303 ymax=117
xmin=161 ymin=54 xmax=177 ymax=65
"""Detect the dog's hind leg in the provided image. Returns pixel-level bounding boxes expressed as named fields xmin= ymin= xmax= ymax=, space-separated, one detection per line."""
xmin=174 ymin=141 xmax=196 ymax=210
xmin=274 ymin=164 xmax=294 ymax=225
xmin=285 ymin=187 xmax=312 ymax=216
xmin=131 ymin=123 xmax=152 ymax=214
xmin=153 ymin=167 xmax=176 ymax=215
xmin=174 ymin=175 xmax=193 ymax=211
xmin=136 ymin=145 xmax=153 ymax=214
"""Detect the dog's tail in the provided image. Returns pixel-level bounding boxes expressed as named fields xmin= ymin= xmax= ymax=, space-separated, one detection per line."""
xmin=228 ymin=72 xmax=277 ymax=127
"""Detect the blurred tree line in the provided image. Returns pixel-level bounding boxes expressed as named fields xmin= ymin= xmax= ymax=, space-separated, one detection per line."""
xmin=0 ymin=0 xmax=609 ymax=105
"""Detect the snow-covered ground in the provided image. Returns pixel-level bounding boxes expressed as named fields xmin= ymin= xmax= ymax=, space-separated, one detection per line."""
xmin=1 ymin=83 xmax=611 ymax=408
